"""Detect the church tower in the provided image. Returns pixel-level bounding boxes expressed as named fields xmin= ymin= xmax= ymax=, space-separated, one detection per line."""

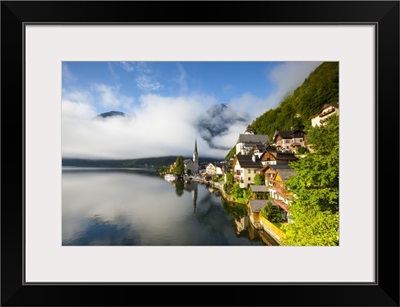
xmin=193 ymin=139 xmax=199 ymax=174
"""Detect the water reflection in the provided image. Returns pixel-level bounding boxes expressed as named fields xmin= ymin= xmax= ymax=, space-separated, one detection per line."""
xmin=62 ymin=168 xmax=266 ymax=246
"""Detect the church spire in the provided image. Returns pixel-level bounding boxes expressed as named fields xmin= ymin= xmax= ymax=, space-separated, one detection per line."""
xmin=193 ymin=139 xmax=199 ymax=174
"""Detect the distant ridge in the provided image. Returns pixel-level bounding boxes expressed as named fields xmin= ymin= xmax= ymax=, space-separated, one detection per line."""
xmin=62 ymin=156 xmax=223 ymax=169
xmin=97 ymin=111 xmax=125 ymax=118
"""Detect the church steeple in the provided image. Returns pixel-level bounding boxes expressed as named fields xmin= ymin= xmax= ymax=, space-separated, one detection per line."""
xmin=193 ymin=139 xmax=198 ymax=162
xmin=193 ymin=139 xmax=199 ymax=174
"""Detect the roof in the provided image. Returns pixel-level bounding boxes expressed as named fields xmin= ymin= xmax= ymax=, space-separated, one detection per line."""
xmin=237 ymin=134 xmax=269 ymax=144
xmin=260 ymin=148 xmax=298 ymax=161
xmin=310 ymin=103 xmax=339 ymax=119
xmin=248 ymin=200 xmax=269 ymax=212
xmin=235 ymin=155 xmax=264 ymax=169
xmin=274 ymin=130 xmax=305 ymax=140
xmin=272 ymin=200 xmax=289 ymax=212
xmin=250 ymin=185 xmax=269 ymax=192
xmin=263 ymin=164 xmax=296 ymax=181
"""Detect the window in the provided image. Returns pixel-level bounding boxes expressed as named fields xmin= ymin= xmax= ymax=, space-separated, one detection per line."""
xmin=300 ymin=138 xmax=303 ymax=142
xmin=248 ymin=177 xmax=251 ymax=181
xmin=285 ymin=140 xmax=290 ymax=143
xmin=248 ymin=169 xmax=251 ymax=174
xmin=254 ymin=170 xmax=257 ymax=174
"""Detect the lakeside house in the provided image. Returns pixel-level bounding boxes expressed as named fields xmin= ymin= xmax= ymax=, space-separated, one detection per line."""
xmin=263 ymin=164 xmax=296 ymax=221
xmin=232 ymin=154 xmax=264 ymax=188
xmin=259 ymin=145 xmax=298 ymax=166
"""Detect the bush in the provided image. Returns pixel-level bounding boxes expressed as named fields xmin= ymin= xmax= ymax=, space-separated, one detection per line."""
xmin=260 ymin=201 xmax=282 ymax=223
xmin=297 ymin=146 xmax=307 ymax=154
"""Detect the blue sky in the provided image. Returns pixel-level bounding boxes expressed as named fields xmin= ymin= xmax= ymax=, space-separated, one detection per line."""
xmin=62 ymin=61 xmax=322 ymax=160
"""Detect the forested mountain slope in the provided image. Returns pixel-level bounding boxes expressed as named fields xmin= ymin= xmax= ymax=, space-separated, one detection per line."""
xmin=251 ymin=62 xmax=339 ymax=139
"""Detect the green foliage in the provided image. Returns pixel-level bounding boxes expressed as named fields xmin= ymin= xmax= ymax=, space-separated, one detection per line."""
xmin=225 ymin=172 xmax=234 ymax=185
xmin=174 ymin=156 xmax=185 ymax=175
xmin=225 ymin=145 xmax=236 ymax=161
xmin=230 ymin=182 xmax=243 ymax=199
xmin=296 ymin=146 xmax=307 ymax=154
xmin=283 ymin=115 xmax=339 ymax=246
xmin=282 ymin=205 xmax=339 ymax=246
xmin=260 ymin=201 xmax=282 ymax=223
xmin=254 ymin=173 xmax=265 ymax=185
xmin=251 ymin=62 xmax=339 ymax=138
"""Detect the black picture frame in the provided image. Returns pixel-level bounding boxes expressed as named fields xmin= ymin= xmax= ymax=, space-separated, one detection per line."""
xmin=1 ymin=1 xmax=399 ymax=306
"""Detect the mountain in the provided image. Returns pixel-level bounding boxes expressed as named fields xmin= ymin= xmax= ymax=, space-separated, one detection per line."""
xmin=62 ymin=156 xmax=223 ymax=169
xmin=251 ymin=62 xmax=339 ymax=139
xmin=195 ymin=103 xmax=250 ymax=150
xmin=97 ymin=111 xmax=125 ymax=118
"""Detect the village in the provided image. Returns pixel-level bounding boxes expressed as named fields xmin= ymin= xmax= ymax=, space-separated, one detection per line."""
xmin=163 ymin=103 xmax=339 ymax=245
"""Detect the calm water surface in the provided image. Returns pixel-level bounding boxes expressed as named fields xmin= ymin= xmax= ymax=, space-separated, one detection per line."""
xmin=62 ymin=167 xmax=266 ymax=246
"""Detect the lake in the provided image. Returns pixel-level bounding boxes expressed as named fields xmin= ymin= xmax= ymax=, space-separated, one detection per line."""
xmin=62 ymin=167 xmax=270 ymax=246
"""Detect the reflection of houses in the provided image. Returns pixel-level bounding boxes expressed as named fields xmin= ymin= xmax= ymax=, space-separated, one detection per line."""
xmin=232 ymin=154 xmax=264 ymax=188
xmin=247 ymin=200 xmax=286 ymax=243
xmin=235 ymin=125 xmax=269 ymax=155
xmin=263 ymin=164 xmax=295 ymax=220
xmin=310 ymin=103 xmax=339 ymax=127
xmin=232 ymin=216 xmax=249 ymax=235
xmin=273 ymin=129 xmax=306 ymax=152
xmin=260 ymin=145 xmax=298 ymax=166
xmin=247 ymin=200 xmax=268 ymax=229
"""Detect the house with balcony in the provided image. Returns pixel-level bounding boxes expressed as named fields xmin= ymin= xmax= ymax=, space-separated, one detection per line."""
xmin=260 ymin=145 xmax=298 ymax=166
xmin=310 ymin=103 xmax=339 ymax=127
xmin=273 ymin=129 xmax=307 ymax=153
xmin=232 ymin=154 xmax=264 ymax=188
xmin=263 ymin=164 xmax=296 ymax=221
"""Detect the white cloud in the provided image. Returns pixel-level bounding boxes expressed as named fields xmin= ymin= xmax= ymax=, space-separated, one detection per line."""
xmin=120 ymin=62 xmax=135 ymax=72
xmin=92 ymin=83 xmax=134 ymax=110
xmin=175 ymin=63 xmax=188 ymax=93
xmin=62 ymin=93 xmax=230 ymax=160
xmin=135 ymin=75 xmax=162 ymax=91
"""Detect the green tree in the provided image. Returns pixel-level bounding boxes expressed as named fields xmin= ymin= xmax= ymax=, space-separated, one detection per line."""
xmin=174 ymin=155 xmax=185 ymax=176
xmin=230 ymin=182 xmax=243 ymax=200
xmin=282 ymin=115 xmax=339 ymax=246
xmin=254 ymin=173 xmax=265 ymax=185
xmin=260 ymin=201 xmax=282 ymax=223
xmin=225 ymin=172 xmax=234 ymax=185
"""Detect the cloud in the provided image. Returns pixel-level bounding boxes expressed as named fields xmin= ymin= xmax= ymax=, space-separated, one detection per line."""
xmin=92 ymin=83 xmax=134 ymax=110
xmin=120 ymin=62 xmax=135 ymax=72
xmin=175 ymin=63 xmax=188 ymax=93
xmin=62 ymin=93 xmax=231 ymax=160
xmin=135 ymin=75 xmax=163 ymax=91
